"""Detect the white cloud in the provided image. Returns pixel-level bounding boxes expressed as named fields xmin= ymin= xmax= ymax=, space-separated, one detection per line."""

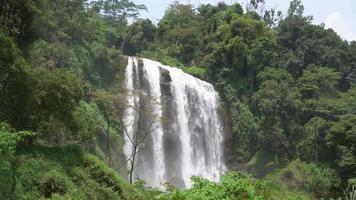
xmin=325 ymin=11 xmax=356 ymax=41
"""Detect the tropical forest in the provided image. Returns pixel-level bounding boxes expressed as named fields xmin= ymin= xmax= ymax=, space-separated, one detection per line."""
xmin=0 ymin=0 xmax=356 ymax=199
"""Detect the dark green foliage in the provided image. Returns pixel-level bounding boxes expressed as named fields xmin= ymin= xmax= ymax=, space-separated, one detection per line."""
xmin=31 ymin=68 xmax=83 ymax=127
xmin=1 ymin=0 xmax=356 ymax=198
xmin=326 ymin=115 xmax=356 ymax=183
xmin=0 ymin=143 xmax=130 ymax=199
xmin=231 ymin=102 xmax=260 ymax=161
xmin=0 ymin=34 xmax=34 ymax=129
xmin=122 ymin=19 xmax=156 ymax=56
xmin=252 ymin=68 xmax=300 ymax=157
xmin=0 ymin=0 xmax=130 ymax=145
xmin=157 ymin=2 xmax=203 ymax=64
xmin=143 ymin=1 xmax=356 ymax=196
xmin=298 ymin=67 xmax=341 ymax=100
xmin=0 ymin=0 xmax=38 ymax=49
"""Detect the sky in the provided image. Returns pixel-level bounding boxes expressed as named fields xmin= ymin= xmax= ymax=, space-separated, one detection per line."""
xmin=131 ymin=0 xmax=356 ymax=41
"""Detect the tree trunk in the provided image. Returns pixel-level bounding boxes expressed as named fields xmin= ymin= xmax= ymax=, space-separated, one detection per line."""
xmin=129 ymin=145 xmax=137 ymax=184
xmin=106 ymin=122 xmax=112 ymax=167
xmin=314 ymin=123 xmax=318 ymax=162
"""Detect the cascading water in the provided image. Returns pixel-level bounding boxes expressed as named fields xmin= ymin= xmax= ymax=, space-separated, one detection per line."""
xmin=123 ymin=57 xmax=226 ymax=188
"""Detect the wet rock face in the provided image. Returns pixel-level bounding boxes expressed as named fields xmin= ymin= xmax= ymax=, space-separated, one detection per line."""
xmin=159 ymin=66 xmax=184 ymax=188
xmin=135 ymin=58 xmax=156 ymax=183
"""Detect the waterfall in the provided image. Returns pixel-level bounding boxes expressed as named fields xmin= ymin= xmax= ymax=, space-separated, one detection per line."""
xmin=123 ymin=57 xmax=226 ymax=188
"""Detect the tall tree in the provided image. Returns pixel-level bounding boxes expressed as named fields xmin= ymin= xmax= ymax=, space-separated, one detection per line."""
xmin=93 ymin=89 xmax=123 ymax=166
xmin=94 ymin=0 xmax=147 ymax=22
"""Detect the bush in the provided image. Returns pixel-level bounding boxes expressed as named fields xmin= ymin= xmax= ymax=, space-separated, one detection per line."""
xmin=0 ymin=158 xmax=14 ymax=198
xmin=182 ymin=66 xmax=207 ymax=79
xmin=265 ymin=160 xmax=339 ymax=199
xmin=160 ymin=172 xmax=269 ymax=200
xmin=0 ymin=122 xmax=36 ymax=155
xmin=38 ymin=169 xmax=75 ymax=198
xmin=9 ymin=144 xmax=130 ymax=199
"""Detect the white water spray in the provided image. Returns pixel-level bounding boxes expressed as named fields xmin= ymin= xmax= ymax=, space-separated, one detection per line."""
xmin=123 ymin=57 xmax=226 ymax=188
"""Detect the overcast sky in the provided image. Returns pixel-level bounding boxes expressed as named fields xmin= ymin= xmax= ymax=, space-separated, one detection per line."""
xmin=131 ymin=0 xmax=356 ymax=41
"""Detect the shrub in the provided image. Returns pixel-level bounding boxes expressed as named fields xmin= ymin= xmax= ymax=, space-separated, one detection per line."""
xmin=160 ymin=172 xmax=269 ymax=200
xmin=265 ymin=160 xmax=339 ymax=199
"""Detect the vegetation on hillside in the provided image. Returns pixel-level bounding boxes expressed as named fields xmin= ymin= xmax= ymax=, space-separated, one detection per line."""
xmin=1 ymin=0 xmax=356 ymax=199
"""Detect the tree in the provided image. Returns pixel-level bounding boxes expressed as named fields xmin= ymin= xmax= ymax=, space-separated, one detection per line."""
xmin=94 ymin=0 xmax=146 ymax=22
xmin=287 ymin=0 xmax=305 ymax=17
xmin=93 ymin=88 xmax=159 ymax=184
xmin=72 ymin=101 xmax=104 ymax=143
xmin=298 ymin=67 xmax=341 ymax=100
xmin=157 ymin=2 xmax=203 ymax=64
xmin=300 ymin=117 xmax=328 ymax=161
xmin=121 ymin=91 xmax=160 ymax=184
xmin=92 ymin=89 xmax=123 ymax=166
xmin=252 ymin=68 xmax=300 ymax=157
xmin=0 ymin=0 xmax=38 ymax=49
xmin=298 ymin=67 xmax=341 ymax=122
xmin=29 ymin=68 xmax=83 ymax=145
xmin=0 ymin=34 xmax=34 ymax=130
xmin=122 ymin=19 xmax=156 ymax=55
xmin=230 ymin=102 xmax=260 ymax=161
xmin=326 ymin=114 xmax=356 ymax=184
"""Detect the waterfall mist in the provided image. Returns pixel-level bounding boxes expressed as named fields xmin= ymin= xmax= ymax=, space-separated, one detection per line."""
xmin=123 ymin=57 xmax=226 ymax=188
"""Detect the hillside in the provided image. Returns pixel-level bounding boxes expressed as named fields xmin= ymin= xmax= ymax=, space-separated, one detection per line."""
xmin=1 ymin=0 xmax=356 ymax=199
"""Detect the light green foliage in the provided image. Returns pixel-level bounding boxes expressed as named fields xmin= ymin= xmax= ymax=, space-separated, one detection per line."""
xmin=160 ymin=172 xmax=268 ymax=200
xmin=0 ymin=122 xmax=19 ymax=154
xmin=0 ymin=122 xmax=35 ymax=155
xmin=140 ymin=48 xmax=185 ymax=68
xmin=182 ymin=66 xmax=207 ymax=80
xmin=298 ymin=67 xmax=341 ymax=100
xmin=265 ymin=160 xmax=339 ymax=199
xmin=1 ymin=144 xmax=133 ymax=199
xmin=336 ymin=87 xmax=356 ymax=115
xmin=72 ymin=101 xmax=105 ymax=142
xmin=31 ymin=68 xmax=83 ymax=140
xmin=257 ymin=67 xmax=294 ymax=84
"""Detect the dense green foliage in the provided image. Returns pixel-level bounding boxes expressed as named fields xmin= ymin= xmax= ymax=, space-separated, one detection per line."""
xmin=1 ymin=0 xmax=356 ymax=199
xmin=0 ymin=142 xmax=143 ymax=199
xmin=127 ymin=1 xmax=356 ymax=198
xmin=0 ymin=124 xmax=312 ymax=199
xmin=160 ymin=173 xmax=269 ymax=200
